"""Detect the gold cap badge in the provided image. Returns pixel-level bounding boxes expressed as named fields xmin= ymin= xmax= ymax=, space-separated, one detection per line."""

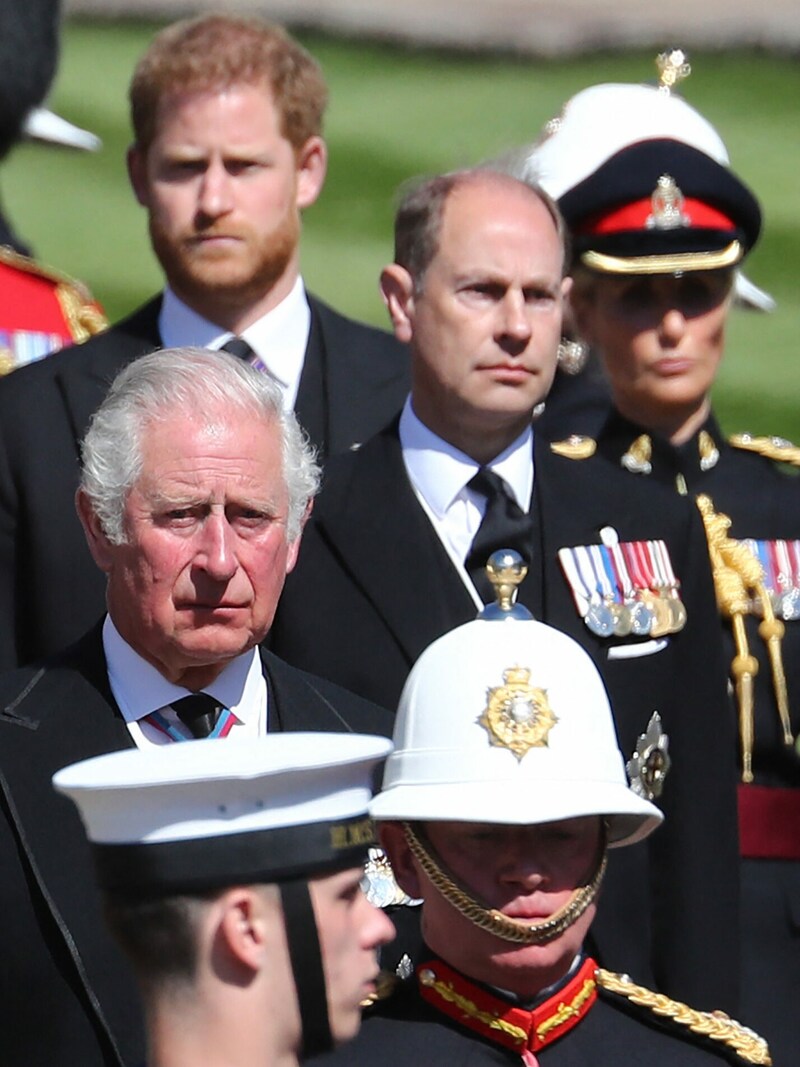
xmin=478 ymin=666 xmax=558 ymax=760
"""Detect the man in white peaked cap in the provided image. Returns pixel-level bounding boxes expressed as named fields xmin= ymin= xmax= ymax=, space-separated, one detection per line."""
xmin=318 ymin=593 xmax=769 ymax=1066
xmin=54 ymin=732 xmax=396 ymax=1067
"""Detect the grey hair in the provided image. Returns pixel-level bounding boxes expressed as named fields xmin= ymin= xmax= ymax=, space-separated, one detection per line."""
xmin=80 ymin=347 xmax=320 ymax=544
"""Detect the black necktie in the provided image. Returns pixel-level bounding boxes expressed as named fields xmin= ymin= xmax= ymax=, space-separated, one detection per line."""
xmin=220 ymin=336 xmax=255 ymax=362
xmin=465 ymin=468 xmax=533 ymax=602
xmin=172 ymin=693 xmax=224 ymax=739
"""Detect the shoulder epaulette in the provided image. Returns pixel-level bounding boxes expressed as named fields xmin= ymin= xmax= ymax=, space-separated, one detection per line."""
xmin=0 ymin=244 xmax=107 ymax=342
xmin=549 ymin=435 xmax=596 ymax=460
xmin=729 ymin=432 xmax=800 ymax=467
xmin=596 ymin=969 xmax=772 ymax=1064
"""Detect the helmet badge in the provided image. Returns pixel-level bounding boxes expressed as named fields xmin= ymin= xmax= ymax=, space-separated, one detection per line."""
xmin=478 ymin=666 xmax=559 ymax=761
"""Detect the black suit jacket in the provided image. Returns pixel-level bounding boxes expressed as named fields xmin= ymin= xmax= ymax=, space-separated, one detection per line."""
xmin=270 ymin=423 xmax=741 ymax=1013
xmin=0 ymin=293 xmax=409 ymax=670
xmin=0 ymin=625 xmax=393 ymax=1067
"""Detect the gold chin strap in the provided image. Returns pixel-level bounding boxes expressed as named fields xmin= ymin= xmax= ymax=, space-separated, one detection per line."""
xmin=402 ymin=822 xmax=607 ymax=946
xmin=696 ymin=495 xmax=793 ymax=782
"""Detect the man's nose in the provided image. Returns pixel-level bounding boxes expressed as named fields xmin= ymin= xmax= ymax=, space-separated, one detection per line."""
xmin=196 ymin=513 xmax=238 ymax=581
xmin=361 ymin=893 xmax=396 ymax=948
xmin=197 ymin=160 xmax=234 ymax=219
xmin=499 ymin=292 xmax=533 ymax=344
xmin=498 ymin=854 xmax=548 ymax=892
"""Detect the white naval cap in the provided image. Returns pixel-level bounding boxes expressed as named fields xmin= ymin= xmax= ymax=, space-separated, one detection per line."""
xmin=54 ymin=732 xmax=392 ymax=894
xmin=519 ymin=57 xmax=774 ymax=311
xmin=371 ymin=617 xmax=662 ymax=848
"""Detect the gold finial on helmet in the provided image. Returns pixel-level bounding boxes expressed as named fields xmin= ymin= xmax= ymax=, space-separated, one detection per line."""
xmin=656 ymin=49 xmax=691 ymax=93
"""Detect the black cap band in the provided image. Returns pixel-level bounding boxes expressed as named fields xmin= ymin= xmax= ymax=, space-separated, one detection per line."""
xmin=559 ymin=138 xmax=762 ymax=268
xmin=93 ymin=814 xmax=376 ymax=894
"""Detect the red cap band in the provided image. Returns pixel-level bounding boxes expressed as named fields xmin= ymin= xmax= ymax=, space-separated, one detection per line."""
xmin=578 ymin=198 xmax=736 ymax=237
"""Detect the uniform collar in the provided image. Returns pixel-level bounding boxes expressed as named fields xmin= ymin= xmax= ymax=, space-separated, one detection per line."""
xmin=416 ymin=954 xmax=598 ymax=1055
xmin=598 ymin=409 xmax=723 ymax=495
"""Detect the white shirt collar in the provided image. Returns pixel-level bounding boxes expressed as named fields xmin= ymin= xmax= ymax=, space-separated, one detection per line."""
xmin=103 ymin=615 xmax=264 ymax=727
xmin=399 ymin=397 xmax=534 ymax=515
xmin=158 ymin=277 xmax=311 ymax=409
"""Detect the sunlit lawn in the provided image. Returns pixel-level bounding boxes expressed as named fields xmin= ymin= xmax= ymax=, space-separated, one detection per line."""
xmin=4 ymin=20 xmax=799 ymax=438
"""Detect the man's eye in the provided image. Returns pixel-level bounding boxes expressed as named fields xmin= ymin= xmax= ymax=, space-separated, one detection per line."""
xmin=229 ymin=510 xmax=273 ymax=530
xmin=525 ymin=288 xmax=556 ymax=306
xmin=225 ymin=160 xmax=262 ymax=176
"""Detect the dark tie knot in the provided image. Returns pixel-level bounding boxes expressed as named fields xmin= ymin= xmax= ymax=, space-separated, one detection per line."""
xmin=172 ymin=693 xmax=224 ymax=739
xmin=220 ymin=336 xmax=255 ymax=362
xmin=468 ymin=466 xmax=514 ymax=503
xmin=466 ymin=466 xmax=533 ymax=602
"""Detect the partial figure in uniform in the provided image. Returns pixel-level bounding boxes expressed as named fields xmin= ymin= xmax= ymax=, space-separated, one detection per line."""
xmin=522 ymin=51 xmax=775 ymax=441
xmin=270 ymin=167 xmax=741 ymax=1013
xmin=514 ymin=57 xmax=800 ymax=1064
xmin=0 ymin=12 xmax=408 ymax=670
xmin=54 ymin=731 xmax=396 ymax=1067
xmin=317 ymin=581 xmax=770 ymax=1066
xmin=0 ymin=0 xmax=107 ymax=372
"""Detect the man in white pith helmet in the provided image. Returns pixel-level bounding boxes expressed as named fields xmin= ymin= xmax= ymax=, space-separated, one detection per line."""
xmin=318 ymin=579 xmax=769 ymax=1066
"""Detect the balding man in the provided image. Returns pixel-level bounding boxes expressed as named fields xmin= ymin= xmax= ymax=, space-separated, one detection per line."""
xmin=270 ymin=168 xmax=741 ymax=1013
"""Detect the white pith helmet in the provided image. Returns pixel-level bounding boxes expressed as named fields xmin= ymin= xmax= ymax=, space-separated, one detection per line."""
xmin=371 ymin=616 xmax=662 ymax=848
xmin=518 ymin=59 xmax=774 ymax=311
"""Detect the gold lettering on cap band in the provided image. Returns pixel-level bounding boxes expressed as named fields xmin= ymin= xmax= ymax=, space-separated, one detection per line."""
xmin=330 ymin=817 xmax=376 ymax=851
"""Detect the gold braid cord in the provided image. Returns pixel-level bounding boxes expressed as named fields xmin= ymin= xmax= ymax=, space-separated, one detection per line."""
xmin=402 ymin=822 xmax=607 ymax=946
xmin=695 ymin=495 xmax=793 ymax=780
xmin=729 ymin=433 xmax=800 ymax=468
xmin=596 ymin=969 xmax=772 ymax=1065
xmin=56 ymin=282 xmax=108 ymax=342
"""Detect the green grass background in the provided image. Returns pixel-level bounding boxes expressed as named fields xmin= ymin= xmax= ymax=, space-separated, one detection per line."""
xmin=4 ymin=20 xmax=799 ymax=440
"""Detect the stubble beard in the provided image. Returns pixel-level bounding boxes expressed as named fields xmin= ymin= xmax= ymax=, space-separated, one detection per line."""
xmin=149 ymin=208 xmax=301 ymax=321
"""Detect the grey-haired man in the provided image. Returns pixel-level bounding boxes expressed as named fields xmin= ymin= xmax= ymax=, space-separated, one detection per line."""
xmin=0 ymin=348 xmax=391 ymax=1067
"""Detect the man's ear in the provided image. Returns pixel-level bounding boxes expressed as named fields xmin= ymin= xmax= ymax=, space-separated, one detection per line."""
xmin=379 ymin=265 xmax=415 ymax=344
xmin=127 ymin=145 xmax=150 ymax=208
xmin=295 ymin=136 xmax=327 ymax=210
xmin=379 ymin=822 xmax=424 ymax=900
xmin=214 ymin=888 xmax=272 ymax=977
xmin=285 ymin=498 xmax=314 ymax=574
xmin=75 ymin=488 xmax=116 ymax=574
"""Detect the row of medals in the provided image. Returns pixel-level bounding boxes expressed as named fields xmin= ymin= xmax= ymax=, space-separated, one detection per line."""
xmin=743 ymin=538 xmax=800 ymax=622
xmin=584 ymin=587 xmax=687 ymax=639
xmin=559 ymin=541 xmax=688 ymax=640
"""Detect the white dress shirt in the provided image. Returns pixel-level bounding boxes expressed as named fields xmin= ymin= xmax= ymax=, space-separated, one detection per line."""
xmin=158 ymin=276 xmax=311 ymax=411
xmin=399 ymin=398 xmax=534 ymax=607
xmin=103 ymin=616 xmax=268 ymax=747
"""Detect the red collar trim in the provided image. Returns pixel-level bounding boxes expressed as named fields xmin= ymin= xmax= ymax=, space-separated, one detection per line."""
xmin=417 ymin=956 xmax=598 ymax=1054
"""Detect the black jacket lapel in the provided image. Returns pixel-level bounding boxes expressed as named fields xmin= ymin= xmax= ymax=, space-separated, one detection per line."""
xmin=55 ymin=297 xmax=163 ymax=449
xmin=314 ymin=427 xmax=475 ymax=665
xmin=295 ymin=298 xmax=328 ymax=458
xmin=0 ymin=628 xmax=140 ymax=1065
